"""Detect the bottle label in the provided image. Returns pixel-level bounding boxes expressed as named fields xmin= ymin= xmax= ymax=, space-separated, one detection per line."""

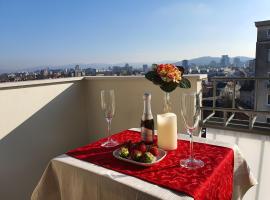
xmin=141 ymin=127 xmax=153 ymax=142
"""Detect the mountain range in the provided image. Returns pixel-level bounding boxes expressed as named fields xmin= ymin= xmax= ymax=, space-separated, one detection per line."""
xmin=175 ymin=56 xmax=253 ymax=66
xmin=0 ymin=56 xmax=254 ymax=74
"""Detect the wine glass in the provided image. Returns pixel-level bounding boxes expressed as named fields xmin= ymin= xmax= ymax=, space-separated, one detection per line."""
xmin=100 ymin=89 xmax=119 ymax=147
xmin=180 ymin=92 xmax=204 ymax=169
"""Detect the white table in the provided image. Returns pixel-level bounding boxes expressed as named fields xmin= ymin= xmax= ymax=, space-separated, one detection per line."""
xmin=32 ymin=128 xmax=257 ymax=200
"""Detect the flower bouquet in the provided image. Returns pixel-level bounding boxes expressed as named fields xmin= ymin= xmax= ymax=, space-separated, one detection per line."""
xmin=145 ymin=64 xmax=191 ymax=92
xmin=145 ymin=64 xmax=191 ymax=112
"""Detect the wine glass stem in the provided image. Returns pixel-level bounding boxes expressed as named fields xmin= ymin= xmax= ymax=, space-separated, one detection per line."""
xmin=188 ymin=129 xmax=194 ymax=161
xmin=107 ymin=118 xmax=112 ymax=141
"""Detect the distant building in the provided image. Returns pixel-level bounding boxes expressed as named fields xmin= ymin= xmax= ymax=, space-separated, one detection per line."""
xmin=143 ymin=64 xmax=148 ymax=73
xmin=85 ymin=68 xmax=96 ymax=76
xmin=41 ymin=68 xmax=49 ymax=78
xmin=220 ymin=81 xmax=241 ymax=99
xmin=0 ymin=73 xmax=9 ymax=82
xmin=209 ymin=60 xmax=217 ymax=67
xmin=74 ymin=65 xmax=82 ymax=77
xmin=182 ymin=60 xmax=189 ymax=73
xmin=255 ymin=20 xmax=270 ymax=122
xmin=220 ymin=55 xmax=230 ymax=67
xmin=123 ymin=63 xmax=133 ymax=75
xmin=112 ymin=66 xmax=122 ymax=75
xmin=233 ymin=57 xmax=241 ymax=67
xmin=248 ymin=59 xmax=255 ymax=69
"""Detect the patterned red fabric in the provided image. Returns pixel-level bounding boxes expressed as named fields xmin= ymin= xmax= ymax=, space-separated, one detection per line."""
xmin=67 ymin=130 xmax=234 ymax=200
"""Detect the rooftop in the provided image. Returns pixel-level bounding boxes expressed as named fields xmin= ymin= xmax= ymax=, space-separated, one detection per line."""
xmin=255 ymin=20 xmax=270 ymax=27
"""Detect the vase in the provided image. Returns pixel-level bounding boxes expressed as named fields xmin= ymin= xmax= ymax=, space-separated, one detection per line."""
xmin=163 ymin=92 xmax=172 ymax=113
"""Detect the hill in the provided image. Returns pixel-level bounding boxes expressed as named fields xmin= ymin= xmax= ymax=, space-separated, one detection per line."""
xmin=175 ymin=56 xmax=253 ymax=66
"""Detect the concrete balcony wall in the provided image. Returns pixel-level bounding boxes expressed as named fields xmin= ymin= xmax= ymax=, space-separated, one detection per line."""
xmin=207 ymin=128 xmax=270 ymax=200
xmin=84 ymin=75 xmax=206 ymax=142
xmin=0 ymin=78 xmax=89 ymax=200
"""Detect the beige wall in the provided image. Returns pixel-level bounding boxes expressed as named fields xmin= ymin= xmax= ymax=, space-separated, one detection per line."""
xmin=0 ymin=78 xmax=88 ymax=200
xmin=207 ymin=128 xmax=270 ymax=200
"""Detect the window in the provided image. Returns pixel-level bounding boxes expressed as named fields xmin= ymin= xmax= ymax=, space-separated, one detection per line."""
xmin=267 ymin=117 xmax=270 ymax=124
xmin=268 ymin=49 xmax=270 ymax=62
xmin=267 ymin=29 xmax=270 ymax=38
xmin=268 ymin=93 xmax=270 ymax=105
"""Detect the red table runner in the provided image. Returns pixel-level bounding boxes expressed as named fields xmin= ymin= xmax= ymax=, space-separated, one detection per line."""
xmin=67 ymin=130 xmax=234 ymax=200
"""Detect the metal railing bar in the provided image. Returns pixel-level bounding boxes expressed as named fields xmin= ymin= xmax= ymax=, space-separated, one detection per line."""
xmin=204 ymin=123 xmax=270 ymax=136
xmin=254 ymin=80 xmax=258 ymax=111
xmin=208 ymin=117 xmax=270 ymax=127
xmin=205 ymin=122 xmax=270 ymax=131
xmin=213 ymin=80 xmax=216 ymax=109
xmin=223 ymin=111 xmax=227 ymax=126
xmin=202 ymin=96 xmax=222 ymax=101
xmin=250 ymin=115 xmax=258 ymax=130
xmin=232 ymin=80 xmax=236 ymax=109
xmin=203 ymin=112 xmax=215 ymax=124
xmin=206 ymin=121 xmax=249 ymax=127
xmin=225 ymin=113 xmax=235 ymax=127
xmin=201 ymin=107 xmax=270 ymax=115
xmin=211 ymin=77 xmax=270 ymax=80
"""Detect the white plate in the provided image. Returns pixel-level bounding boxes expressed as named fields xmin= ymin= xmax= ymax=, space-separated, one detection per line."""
xmin=113 ymin=148 xmax=167 ymax=167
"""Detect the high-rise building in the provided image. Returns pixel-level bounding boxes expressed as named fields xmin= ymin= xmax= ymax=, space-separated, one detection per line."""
xmin=248 ymin=59 xmax=255 ymax=68
xmin=182 ymin=60 xmax=189 ymax=73
xmin=255 ymin=21 xmax=270 ymax=77
xmin=246 ymin=59 xmax=255 ymax=74
xmin=233 ymin=57 xmax=241 ymax=67
xmin=220 ymin=55 xmax=230 ymax=67
xmin=75 ymin=65 xmax=82 ymax=77
xmin=123 ymin=63 xmax=133 ymax=75
xmin=143 ymin=64 xmax=148 ymax=73
xmin=254 ymin=20 xmax=270 ymax=122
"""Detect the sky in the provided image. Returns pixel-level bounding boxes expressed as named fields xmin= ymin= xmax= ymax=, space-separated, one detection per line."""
xmin=0 ymin=0 xmax=270 ymax=70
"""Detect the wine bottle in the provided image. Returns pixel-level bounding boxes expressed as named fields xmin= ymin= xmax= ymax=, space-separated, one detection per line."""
xmin=141 ymin=92 xmax=155 ymax=144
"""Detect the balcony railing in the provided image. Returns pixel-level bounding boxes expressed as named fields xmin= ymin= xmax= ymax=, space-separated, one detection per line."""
xmin=267 ymin=82 xmax=270 ymax=89
xmin=201 ymin=77 xmax=270 ymax=135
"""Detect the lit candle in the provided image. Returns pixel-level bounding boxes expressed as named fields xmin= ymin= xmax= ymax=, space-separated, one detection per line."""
xmin=157 ymin=113 xmax=177 ymax=150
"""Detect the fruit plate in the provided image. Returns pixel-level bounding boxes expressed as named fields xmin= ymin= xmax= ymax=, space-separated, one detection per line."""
xmin=113 ymin=148 xmax=167 ymax=167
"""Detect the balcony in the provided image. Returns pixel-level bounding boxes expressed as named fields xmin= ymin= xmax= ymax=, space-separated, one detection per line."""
xmin=0 ymin=75 xmax=269 ymax=200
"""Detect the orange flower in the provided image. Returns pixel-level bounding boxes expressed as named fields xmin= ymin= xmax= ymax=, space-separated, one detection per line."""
xmin=156 ymin=64 xmax=182 ymax=83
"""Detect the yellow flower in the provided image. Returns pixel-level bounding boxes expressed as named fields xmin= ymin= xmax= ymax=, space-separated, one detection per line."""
xmin=156 ymin=64 xmax=182 ymax=83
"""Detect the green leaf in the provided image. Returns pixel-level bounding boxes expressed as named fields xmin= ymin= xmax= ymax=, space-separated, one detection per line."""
xmin=176 ymin=66 xmax=185 ymax=74
xmin=145 ymin=71 xmax=163 ymax=85
xmin=152 ymin=63 xmax=158 ymax=69
xmin=160 ymin=82 xmax=178 ymax=92
xmin=178 ymin=77 xmax=191 ymax=88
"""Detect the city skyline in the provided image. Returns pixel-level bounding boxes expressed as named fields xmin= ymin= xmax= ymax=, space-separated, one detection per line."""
xmin=1 ymin=0 xmax=270 ymax=70
xmin=0 ymin=55 xmax=254 ymax=73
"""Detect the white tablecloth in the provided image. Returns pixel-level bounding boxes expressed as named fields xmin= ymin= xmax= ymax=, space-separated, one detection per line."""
xmin=32 ymin=128 xmax=257 ymax=200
